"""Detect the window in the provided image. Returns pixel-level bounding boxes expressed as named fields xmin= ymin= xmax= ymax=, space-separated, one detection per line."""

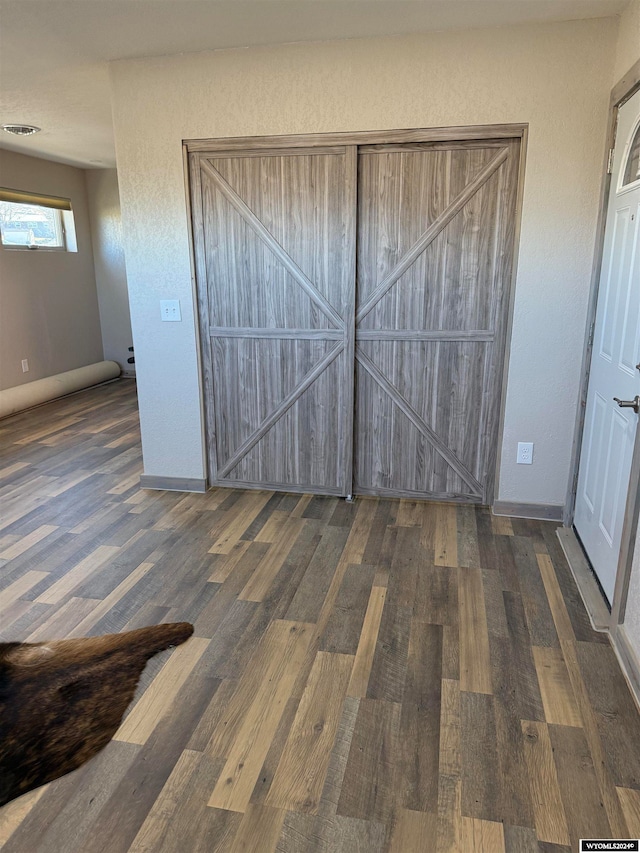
xmin=0 ymin=188 xmax=76 ymax=251
xmin=621 ymin=119 xmax=640 ymax=191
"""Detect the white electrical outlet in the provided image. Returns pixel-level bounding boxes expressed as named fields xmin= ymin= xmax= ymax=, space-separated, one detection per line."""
xmin=21 ymin=359 xmax=29 ymax=373
xmin=517 ymin=441 xmax=534 ymax=464
xmin=160 ymin=299 xmax=181 ymax=322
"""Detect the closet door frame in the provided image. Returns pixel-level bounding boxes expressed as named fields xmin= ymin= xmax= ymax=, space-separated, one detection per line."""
xmin=185 ymin=123 xmax=528 ymax=502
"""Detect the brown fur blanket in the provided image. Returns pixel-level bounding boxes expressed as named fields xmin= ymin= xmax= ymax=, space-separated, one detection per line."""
xmin=0 ymin=622 xmax=194 ymax=806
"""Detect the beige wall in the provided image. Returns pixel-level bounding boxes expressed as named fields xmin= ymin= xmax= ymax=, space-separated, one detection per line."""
xmin=627 ymin=530 xmax=640 ymax=661
xmin=85 ymin=169 xmax=133 ymax=375
xmin=0 ymin=149 xmax=103 ymax=390
xmin=110 ymin=17 xmax=617 ymax=491
xmin=614 ymin=0 xmax=640 ymax=82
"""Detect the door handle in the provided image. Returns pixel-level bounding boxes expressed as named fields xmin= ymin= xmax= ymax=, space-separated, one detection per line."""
xmin=613 ymin=395 xmax=640 ymax=414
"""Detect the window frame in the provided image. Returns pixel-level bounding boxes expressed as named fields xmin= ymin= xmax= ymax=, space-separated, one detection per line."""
xmin=617 ymin=114 xmax=640 ymax=194
xmin=0 ymin=188 xmax=74 ymax=252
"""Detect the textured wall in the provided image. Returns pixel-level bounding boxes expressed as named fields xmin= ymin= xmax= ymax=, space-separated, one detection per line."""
xmin=614 ymin=0 xmax=640 ymax=82
xmin=110 ymin=17 xmax=617 ymax=492
xmin=627 ymin=532 xmax=640 ymax=660
xmin=85 ymin=169 xmax=134 ymax=375
xmin=0 ymin=149 xmax=103 ymax=390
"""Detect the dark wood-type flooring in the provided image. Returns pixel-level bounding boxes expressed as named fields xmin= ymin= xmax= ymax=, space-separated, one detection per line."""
xmin=1 ymin=379 xmax=640 ymax=852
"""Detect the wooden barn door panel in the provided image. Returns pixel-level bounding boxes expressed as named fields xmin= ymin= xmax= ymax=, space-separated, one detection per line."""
xmin=190 ymin=148 xmax=356 ymax=494
xmin=354 ymin=140 xmax=520 ymax=502
xmin=190 ymin=134 xmax=520 ymax=502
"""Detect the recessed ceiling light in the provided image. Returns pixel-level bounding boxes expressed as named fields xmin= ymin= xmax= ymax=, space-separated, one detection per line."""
xmin=2 ymin=124 xmax=41 ymax=136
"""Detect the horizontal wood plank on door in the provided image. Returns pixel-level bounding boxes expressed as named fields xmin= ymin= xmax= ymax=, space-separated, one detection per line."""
xmin=359 ymin=140 xmax=511 ymax=153
xmin=353 ymin=485 xmax=481 ymax=504
xmin=201 ymin=146 xmax=347 ymax=158
xmin=209 ymin=480 xmax=347 ymax=497
xmin=210 ymin=327 xmax=343 ymax=340
xmin=356 ymin=329 xmax=494 ymax=341
xmin=184 ymin=122 xmax=527 ymax=153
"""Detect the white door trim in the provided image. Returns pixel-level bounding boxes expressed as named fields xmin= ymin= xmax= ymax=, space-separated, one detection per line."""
xmin=566 ymin=56 xmax=640 ymax=634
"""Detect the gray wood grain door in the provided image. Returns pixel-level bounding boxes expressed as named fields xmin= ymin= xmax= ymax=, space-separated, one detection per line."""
xmin=354 ymin=140 xmax=521 ymax=502
xmin=189 ymin=148 xmax=356 ymax=494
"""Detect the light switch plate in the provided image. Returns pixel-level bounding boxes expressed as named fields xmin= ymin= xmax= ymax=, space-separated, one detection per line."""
xmin=160 ymin=299 xmax=181 ymax=322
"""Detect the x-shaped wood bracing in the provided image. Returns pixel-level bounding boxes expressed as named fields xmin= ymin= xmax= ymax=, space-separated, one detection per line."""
xmin=203 ymin=147 xmax=508 ymax=485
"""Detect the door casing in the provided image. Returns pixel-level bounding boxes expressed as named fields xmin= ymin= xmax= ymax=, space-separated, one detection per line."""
xmin=565 ymin=57 xmax=640 ymax=633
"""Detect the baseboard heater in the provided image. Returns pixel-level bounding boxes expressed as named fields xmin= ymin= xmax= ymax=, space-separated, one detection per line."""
xmin=0 ymin=361 xmax=121 ymax=419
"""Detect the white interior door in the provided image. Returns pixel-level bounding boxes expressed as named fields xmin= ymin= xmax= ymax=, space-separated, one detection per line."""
xmin=575 ymin=88 xmax=640 ymax=604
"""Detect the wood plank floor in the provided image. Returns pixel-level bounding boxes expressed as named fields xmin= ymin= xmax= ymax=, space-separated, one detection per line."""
xmin=1 ymin=379 xmax=640 ymax=852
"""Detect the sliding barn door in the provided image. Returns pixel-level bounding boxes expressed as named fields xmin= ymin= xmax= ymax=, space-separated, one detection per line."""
xmin=190 ymin=148 xmax=356 ymax=494
xmin=354 ymin=140 xmax=520 ymax=502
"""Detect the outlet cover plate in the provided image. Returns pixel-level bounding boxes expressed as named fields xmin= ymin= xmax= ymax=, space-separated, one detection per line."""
xmin=517 ymin=441 xmax=534 ymax=464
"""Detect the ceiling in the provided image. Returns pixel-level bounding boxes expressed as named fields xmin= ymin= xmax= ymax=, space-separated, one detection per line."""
xmin=0 ymin=0 xmax=629 ymax=169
